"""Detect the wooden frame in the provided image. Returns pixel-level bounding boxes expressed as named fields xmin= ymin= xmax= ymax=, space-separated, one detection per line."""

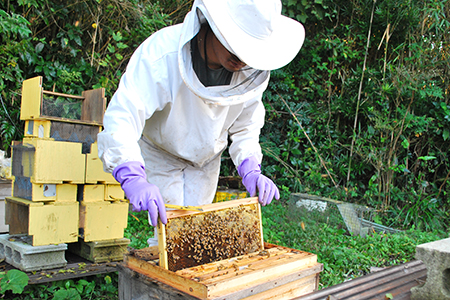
xmin=123 ymin=243 xmax=323 ymax=299
xmin=157 ymin=198 xmax=264 ymax=271
xmin=20 ymin=76 xmax=106 ymax=125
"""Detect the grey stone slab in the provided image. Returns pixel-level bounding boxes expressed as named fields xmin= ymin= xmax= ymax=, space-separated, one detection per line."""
xmin=411 ymin=237 xmax=450 ymax=300
xmin=0 ymin=234 xmax=67 ymax=272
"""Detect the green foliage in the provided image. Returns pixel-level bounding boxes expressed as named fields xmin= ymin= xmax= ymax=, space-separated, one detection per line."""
xmin=124 ymin=211 xmax=154 ymax=249
xmin=261 ymin=201 xmax=445 ymax=288
xmin=0 ymin=0 xmax=173 ymax=154
xmin=0 ymin=269 xmax=29 ymax=294
xmin=15 ymin=274 xmax=118 ymax=299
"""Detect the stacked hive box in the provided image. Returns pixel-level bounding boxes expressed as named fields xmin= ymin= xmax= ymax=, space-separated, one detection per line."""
xmin=4 ymin=76 xmax=129 ymax=266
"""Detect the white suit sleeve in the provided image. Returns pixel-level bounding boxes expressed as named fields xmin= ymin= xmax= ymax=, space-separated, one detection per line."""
xmin=97 ymin=41 xmax=170 ymax=173
xmin=228 ymin=96 xmax=265 ymax=167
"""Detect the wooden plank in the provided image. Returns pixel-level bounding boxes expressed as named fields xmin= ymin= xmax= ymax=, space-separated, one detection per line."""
xmin=81 ymin=88 xmax=106 ymax=124
xmin=43 ymin=90 xmax=85 ymax=100
xmin=191 ymin=251 xmax=313 ymax=283
xmin=125 ymin=255 xmax=209 ymax=299
xmin=28 ymin=261 xmax=119 ymax=284
xmin=5 ymin=197 xmax=30 ymax=234
xmin=20 ymin=76 xmax=43 ymax=120
xmin=213 ymin=265 xmax=322 ymax=300
xmin=240 ymin=274 xmax=318 ymax=300
xmin=165 ymin=197 xmax=259 ymax=219
xmin=200 ymin=252 xmax=318 ymax=296
xmin=118 ymin=263 xmax=199 ymax=300
xmin=157 ymin=221 xmax=169 ymax=269
xmin=175 ymin=246 xmax=292 ymax=277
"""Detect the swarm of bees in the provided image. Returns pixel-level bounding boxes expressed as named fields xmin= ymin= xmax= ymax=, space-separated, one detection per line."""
xmin=164 ymin=204 xmax=262 ymax=271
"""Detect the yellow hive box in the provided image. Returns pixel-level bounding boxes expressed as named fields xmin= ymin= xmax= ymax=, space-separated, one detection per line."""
xmin=79 ymin=201 xmax=128 ymax=242
xmin=5 ymin=196 xmax=79 ymax=246
xmin=20 ymin=76 xmax=105 ymax=125
xmin=11 ymin=137 xmax=85 ymax=184
xmin=23 ymin=120 xmax=101 ymax=154
xmin=85 ymin=142 xmax=118 ymax=184
xmin=78 ymin=184 xmax=124 ymax=202
xmin=13 ymin=177 xmax=77 ymax=202
xmin=213 ymin=189 xmax=247 ymax=203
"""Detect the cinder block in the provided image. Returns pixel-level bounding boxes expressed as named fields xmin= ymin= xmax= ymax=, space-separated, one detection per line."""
xmin=79 ymin=201 xmax=128 ymax=242
xmin=5 ymin=197 xmax=79 ymax=246
xmin=78 ymin=184 xmax=124 ymax=202
xmin=68 ymin=238 xmax=130 ymax=263
xmin=411 ymin=238 xmax=450 ymax=300
xmin=0 ymin=234 xmax=67 ymax=272
xmin=13 ymin=176 xmax=77 ymax=202
xmin=11 ymin=137 xmax=85 ymax=184
xmin=85 ymin=142 xmax=118 ymax=184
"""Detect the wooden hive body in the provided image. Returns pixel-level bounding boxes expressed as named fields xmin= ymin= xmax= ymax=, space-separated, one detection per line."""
xmin=121 ymin=198 xmax=323 ymax=299
xmin=123 ymin=243 xmax=322 ymax=299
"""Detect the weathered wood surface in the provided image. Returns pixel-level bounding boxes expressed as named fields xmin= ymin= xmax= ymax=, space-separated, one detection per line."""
xmin=295 ymin=260 xmax=426 ymax=300
xmin=0 ymin=251 xmax=119 ymax=285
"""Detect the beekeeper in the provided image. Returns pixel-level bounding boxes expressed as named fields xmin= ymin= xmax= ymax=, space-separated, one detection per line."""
xmin=97 ymin=0 xmax=305 ymax=227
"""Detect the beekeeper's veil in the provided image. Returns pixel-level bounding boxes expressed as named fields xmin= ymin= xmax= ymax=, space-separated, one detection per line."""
xmin=178 ymin=0 xmax=305 ymax=106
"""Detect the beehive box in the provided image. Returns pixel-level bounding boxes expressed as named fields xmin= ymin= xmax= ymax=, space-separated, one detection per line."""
xmin=11 ymin=138 xmax=85 ymax=184
xmin=20 ymin=76 xmax=105 ymax=125
xmin=123 ymin=243 xmax=322 ymax=300
xmin=5 ymin=196 xmax=79 ymax=246
xmin=13 ymin=176 xmax=77 ymax=202
xmin=84 ymin=142 xmax=119 ymax=184
xmin=79 ymin=200 xmax=129 ymax=242
xmin=157 ymin=198 xmax=264 ymax=271
xmin=24 ymin=120 xmax=101 ymax=154
xmin=78 ymin=184 xmax=124 ymax=202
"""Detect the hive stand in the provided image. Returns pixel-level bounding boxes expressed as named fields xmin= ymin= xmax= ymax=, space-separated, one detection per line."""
xmin=0 ymin=76 xmax=129 ymax=270
xmin=411 ymin=237 xmax=450 ymax=300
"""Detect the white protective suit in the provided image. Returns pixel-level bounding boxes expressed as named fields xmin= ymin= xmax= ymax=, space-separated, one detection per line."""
xmin=97 ymin=0 xmax=271 ymax=206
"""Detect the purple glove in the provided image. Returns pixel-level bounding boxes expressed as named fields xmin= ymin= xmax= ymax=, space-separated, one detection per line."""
xmin=113 ymin=161 xmax=167 ymax=226
xmin=238 ymin=156 xmax=280 ymax=206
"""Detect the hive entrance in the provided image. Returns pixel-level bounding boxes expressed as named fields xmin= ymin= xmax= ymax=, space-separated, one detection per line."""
xmin=158 ymin=198 xmax=263 ymax=272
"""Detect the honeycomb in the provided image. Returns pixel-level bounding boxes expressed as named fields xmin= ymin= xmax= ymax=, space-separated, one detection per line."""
xmin=163 ymin=203 xmax=262 ymax=272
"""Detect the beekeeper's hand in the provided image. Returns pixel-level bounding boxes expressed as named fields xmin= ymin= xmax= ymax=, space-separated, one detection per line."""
xmin=238 ymin=156 xmax=280 ymax=206
xmin=113 ymin=161 xmax=167 ymax=226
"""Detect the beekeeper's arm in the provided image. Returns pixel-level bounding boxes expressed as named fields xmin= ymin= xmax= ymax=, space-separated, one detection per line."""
xmin=228 ymin=97 xmax=280 ymax=206
xmin=97 ymin=47 xmax=167 ymax=226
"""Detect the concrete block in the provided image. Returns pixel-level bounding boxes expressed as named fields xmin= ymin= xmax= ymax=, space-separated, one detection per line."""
xmin=0 ymin=234 xmax=67 ymax=272
xmin=68 ymin=238 xmax=130 ymax=263
xmin=411 ymin=238 xmax=450 ymax=300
